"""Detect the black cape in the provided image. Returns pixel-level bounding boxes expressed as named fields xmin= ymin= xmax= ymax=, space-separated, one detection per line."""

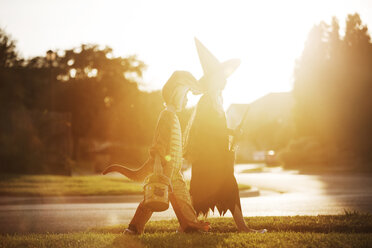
xmin=184 ymin=94 xmax=241 ymax=216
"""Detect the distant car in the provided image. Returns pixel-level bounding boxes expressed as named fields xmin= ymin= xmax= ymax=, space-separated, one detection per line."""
xmin=265 ymin=150 xmax=279 ymax=166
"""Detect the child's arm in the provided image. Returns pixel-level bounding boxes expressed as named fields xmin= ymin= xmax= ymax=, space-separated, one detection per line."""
xmin=149 ymin=111 xmax=174 ymax=178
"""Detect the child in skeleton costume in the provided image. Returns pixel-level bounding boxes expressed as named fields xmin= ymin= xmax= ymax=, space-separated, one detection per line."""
xmin=103 ymin=71 xmax=210 ymax=234
xmin=184 ymin=38 xmax=267 ymax=233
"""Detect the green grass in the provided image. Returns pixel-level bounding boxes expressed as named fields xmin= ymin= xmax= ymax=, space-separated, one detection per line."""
xmin=2 ymin=232 xmax=371 ymax=248
xmin=93 ymin=212 xmax=372 ymax=234
xmin=241 ymin=167 xmax=265 ymax=173
xmin=0 ymin=174 xmax=251 ymax=197
xmin=2 ymin=214 xmax=372 ymax=248
xmin=237 ymin=184 xmax=251 ymax=190
xmin=0 ymin=174 xmax=143 ymax=196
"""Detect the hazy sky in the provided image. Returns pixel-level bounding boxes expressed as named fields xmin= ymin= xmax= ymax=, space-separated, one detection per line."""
xmin=1 ymin=0 xmax=371 ymax=108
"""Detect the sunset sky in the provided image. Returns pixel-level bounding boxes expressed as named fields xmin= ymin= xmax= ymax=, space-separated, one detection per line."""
xmin=0 ymin=0 xmax=371 ymax=108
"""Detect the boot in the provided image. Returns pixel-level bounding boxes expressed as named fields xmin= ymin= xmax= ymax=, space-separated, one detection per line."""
xmin=126 ymin=201 xmax=153 ymax=234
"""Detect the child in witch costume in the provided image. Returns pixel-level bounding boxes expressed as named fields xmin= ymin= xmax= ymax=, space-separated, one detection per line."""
xmin=103 ymin=71 xmax=210 ymax=234
xmin=184 ymin=38 xmax=267 ymax=233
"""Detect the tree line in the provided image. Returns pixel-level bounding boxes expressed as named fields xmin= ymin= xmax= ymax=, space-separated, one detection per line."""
xmin=280 ymin=13 xmax=372 ymax=172
xmin=0 ymin=30 xmax=186 ymax=174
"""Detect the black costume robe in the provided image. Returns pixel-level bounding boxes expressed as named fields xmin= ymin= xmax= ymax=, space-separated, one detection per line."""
xmin=184 ymin=94 xmax=241 ymax=216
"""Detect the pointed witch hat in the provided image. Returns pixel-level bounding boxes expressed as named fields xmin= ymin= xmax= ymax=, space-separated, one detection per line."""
xmin=195 ymin=38 xmax=240 ymax=91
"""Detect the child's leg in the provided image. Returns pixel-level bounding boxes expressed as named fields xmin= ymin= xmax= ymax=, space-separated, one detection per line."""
xmin=170 ymin=174 xmax=210 ymax=232
xmin=232 ymin=204 xmax=249 ymax=231
xmin=127 ymin=200 xmax=153 ymax=234
xmin=232 ymin=204 xmax=267 ymax=233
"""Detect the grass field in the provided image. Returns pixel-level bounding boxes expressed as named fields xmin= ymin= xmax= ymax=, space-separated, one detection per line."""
xmin=0 ymin=174 xmax=142 ymax=196
xmin=0 ymin=174 xmax=251 ymax=197
xmin=1 ymin=213 xmax=372 ymax=248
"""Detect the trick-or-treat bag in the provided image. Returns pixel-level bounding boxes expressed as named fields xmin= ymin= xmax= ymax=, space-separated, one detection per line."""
xmin=143 ymin=156 xmax=171 ymax=212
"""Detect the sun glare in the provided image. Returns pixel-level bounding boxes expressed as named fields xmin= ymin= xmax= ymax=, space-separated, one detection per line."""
xmin=127 ymin=0 xmax=336 ymax=108
xmin=0 ymin=0 xmax=370 ymax=108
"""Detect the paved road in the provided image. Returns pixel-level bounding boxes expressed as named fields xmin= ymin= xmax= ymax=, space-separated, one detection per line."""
xmin=236 ymin=167 xmax=372 ymax=217
xmin=1 ymin=165 xmax=372 ymax=234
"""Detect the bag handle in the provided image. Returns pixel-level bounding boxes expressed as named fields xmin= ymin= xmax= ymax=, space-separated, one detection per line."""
xmin=153 ymin=155 xmax=163 ymax=175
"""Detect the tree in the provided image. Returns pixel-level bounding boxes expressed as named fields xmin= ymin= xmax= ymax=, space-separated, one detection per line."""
xmin=0 ymin=28 xmax=20 ymax=68
xmin=48 ymin=44 xmax=147 ymax=160
xmin=285 ymin=13 xmax=372 ymax=171
xmin=0 ymin=28 xmax=190 ymax=174
xmin=0 ymin=28 xmax=44 ymax=174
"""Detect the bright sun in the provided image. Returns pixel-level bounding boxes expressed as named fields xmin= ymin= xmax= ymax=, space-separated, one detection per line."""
xmin=124 ymin=0 xmax=342 ymax=109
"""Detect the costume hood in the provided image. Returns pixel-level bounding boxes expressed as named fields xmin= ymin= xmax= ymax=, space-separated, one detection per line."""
xmin=162 ymin=71 xmax=198 ymax=105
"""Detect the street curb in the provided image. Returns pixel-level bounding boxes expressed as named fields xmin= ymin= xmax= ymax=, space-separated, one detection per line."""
xmin=239 ymin=187 xmax=260 ymax=198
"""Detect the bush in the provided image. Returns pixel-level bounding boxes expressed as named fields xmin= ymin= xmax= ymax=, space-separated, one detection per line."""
xmin=278 ymin=137 xmax=333 ymax=171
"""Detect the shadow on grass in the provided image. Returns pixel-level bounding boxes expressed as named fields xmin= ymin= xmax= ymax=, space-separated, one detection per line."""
xmin=142 ymin=232 xmax=233 ymax=248
xmin=109 ymin=232 xmax=234 ymax=248
xmin=108 ymin=235 xmax=145 ymax=248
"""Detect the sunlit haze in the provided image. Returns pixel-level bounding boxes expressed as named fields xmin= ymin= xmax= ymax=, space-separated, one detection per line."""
xmin=1 ymin=0 xmax=371 ymax=108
